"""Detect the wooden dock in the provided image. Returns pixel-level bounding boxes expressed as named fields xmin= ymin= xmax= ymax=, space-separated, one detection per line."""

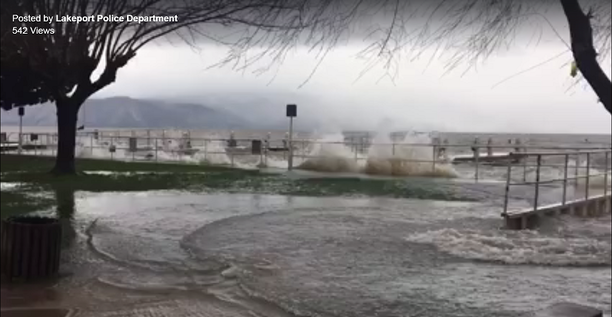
xmin=504 ymin=195 xmax=611 ymax=230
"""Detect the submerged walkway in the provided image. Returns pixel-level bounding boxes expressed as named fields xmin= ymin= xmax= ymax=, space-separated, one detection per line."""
xmin=505 ymin=194 xmax=611 ymax=230
xmin=502 ymin=149 xmax=611 ymax=230
xmin=1 ymin=283 xmax=73 ymax=317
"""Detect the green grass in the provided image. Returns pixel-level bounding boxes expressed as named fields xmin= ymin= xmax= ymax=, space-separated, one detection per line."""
xmin=0 ymin=154 xmax=239 ymax=173
xmin=1 ymin=191 xmax=54 ymax=219
xmin=1 ymin=154 xmax=261 ymax=192
xmin=1 ymin=154 xmax=261 ymax=219
xmin=1 ymin=154 xmax=475 ymax=219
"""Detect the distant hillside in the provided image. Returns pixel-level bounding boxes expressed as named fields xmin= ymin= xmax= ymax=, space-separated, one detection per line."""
xmin=0 ymin=97 xmax=249 ymax=129
xmin=186 ymin=93 xmax=325 ymax=131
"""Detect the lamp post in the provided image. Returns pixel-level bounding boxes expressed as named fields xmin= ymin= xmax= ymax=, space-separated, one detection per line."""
xmin=286 ymin=104 xmax=297 ymax=171
xmin=18 ymin=106 xmax=25 ymax=155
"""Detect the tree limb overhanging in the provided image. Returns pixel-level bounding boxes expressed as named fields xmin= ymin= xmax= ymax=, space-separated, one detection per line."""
xmin=346 ymin=0 xmax=611 ymax=114
xmin=2 ymin=0 xmax=610 ymax=174
xmin=560 ymin=0 xmax=611 ymax=114
xmin=2 ymin=0 xmax=363 ymax=174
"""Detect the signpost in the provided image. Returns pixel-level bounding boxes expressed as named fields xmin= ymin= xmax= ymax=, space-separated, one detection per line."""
xmin=18 ymin=107 xmax=25 ymax=155
xmin=286 ymin=104 xmax=297 ymax=171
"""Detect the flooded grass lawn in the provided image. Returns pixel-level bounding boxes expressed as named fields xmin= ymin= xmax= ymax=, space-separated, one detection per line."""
xmin=0 ymin=191 xmax=55 ymax=219
xmin=1 ymin=154 xmax=476 ymax=220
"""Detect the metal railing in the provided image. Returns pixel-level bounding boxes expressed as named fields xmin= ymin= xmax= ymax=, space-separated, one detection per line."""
xmin=3 ymin=131 xmax=612 ymax=183
xmin=502 ymin=149 xmax=612 ymax=216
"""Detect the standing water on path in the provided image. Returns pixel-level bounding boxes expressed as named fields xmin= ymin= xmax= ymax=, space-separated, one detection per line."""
xmin=22 ymin=184 xmax=610 ymax=317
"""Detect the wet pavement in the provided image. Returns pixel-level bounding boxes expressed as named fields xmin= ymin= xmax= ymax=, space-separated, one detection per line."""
xmin=1 ymin=282 xmax=73 ymax=317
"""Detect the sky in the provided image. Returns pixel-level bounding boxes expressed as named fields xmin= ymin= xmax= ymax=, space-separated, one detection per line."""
xmin=93 ymin=1 xmax=612 ymax=135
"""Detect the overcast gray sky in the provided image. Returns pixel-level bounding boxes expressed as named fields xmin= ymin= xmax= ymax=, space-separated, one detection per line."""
xmin=94 ymin=1 xmax=611 ymax=134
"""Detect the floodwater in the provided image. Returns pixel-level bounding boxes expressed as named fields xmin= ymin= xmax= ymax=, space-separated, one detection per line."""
xmin=1 ymin=127 xmax=611 ymax=316
xmin=1 ymin=182 xmax=608 ymax=317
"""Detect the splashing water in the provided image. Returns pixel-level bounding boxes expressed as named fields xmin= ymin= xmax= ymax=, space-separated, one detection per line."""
xmin=364 ymin=132 xmax=458 ymax=178
xmin=573 ymin=159 xmax=612 ymax=190
xmin=296 ymin=131 xmax=458 ymax=178
xmin=405 ymin=227 xmax=611 ymax=267
xmin=193 ymin=140 xmax=232 ymax=165
xmin=524 ymin=158 xmax=612 ymax=191
xmin=297 ymin=133 xmax=361 ymax=173
xmin=44 ymin=130 xmax=610 ymax=186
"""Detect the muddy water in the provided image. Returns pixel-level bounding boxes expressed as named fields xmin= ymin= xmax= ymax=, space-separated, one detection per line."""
xmin=11 ymin=183 xmax=604 ymax=317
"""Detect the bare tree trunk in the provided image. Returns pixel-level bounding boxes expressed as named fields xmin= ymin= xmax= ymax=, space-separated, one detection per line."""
xmin=560 ymin=0 xmax=612 ymax=115
xmin=52 ymin=99 xmax=80 ymax=175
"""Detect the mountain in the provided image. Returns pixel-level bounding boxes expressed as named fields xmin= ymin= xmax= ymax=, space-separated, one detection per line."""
xmin=0 ymin=97 xmax=249 ymax=129
xmin=174 ymin=92 xmax=326 ymax=131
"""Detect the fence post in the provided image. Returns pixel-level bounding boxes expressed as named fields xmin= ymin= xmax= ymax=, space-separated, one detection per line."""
xmin=585 ymin=152 xmax=590 ymax=199
xmin=259 ymin=139 xmax=264 ymax=165
xmin=604 ymin=151 xmax=609 ymax=199
xmin=204 ymin=139 xmax=208 ymax=163
xmin=155 ymin=138 xmax=159 ymax=162
xmin=503 ymin=160 xmax=513 ymax=216
xmin=563 ymin=154 xmax=569 ymax=205
xmin=533 ymin=154 xmax=542 ymax=211
xmin=264 ymin=139 xmax=269 ymax=167
xmin=110 ymin=137 xmax=115 ymax=160
xmin=574 ymin=153 xmax=580 ymax=187
xmin=432 ymin=144 xmax=437 ymax=172
xmin=474 ymin=148 xmax=480 ymax=182
xmin=522 ymin=155 xmax=528 ymax=182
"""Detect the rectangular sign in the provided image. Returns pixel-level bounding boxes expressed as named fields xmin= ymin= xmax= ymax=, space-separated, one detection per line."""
xmin=286 ymin=104 xmax=297 ymax=117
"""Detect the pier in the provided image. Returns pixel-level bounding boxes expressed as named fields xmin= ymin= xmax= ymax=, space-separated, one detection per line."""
xmin=502 ymin=149 xmax=611 ymax=230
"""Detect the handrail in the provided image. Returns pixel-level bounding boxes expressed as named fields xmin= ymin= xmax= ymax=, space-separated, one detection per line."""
xmin=508 ymin=173 xmax=610 ymax=186
xmin=4 ymin=131 xmax=612 ymax=196
xmin=2 ymin=131 xmax=611 ymax=149
xmin=509 ymin=149 xmax=612 ymax=156
xmin=502 ymin=149 xmax=611 ymax=216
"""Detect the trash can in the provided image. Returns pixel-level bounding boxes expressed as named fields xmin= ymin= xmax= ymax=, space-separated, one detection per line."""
xmin=1 ymin=216 xmax=63 ymax=281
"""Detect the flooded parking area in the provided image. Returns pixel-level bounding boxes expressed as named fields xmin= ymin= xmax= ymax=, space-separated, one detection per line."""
xmin=2 ymin=190 xmax=608 ymax=317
